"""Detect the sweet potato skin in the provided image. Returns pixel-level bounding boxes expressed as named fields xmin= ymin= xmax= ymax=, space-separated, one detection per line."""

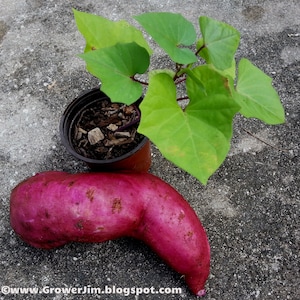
xmin=10 ymin=171 xmax=210 ymax=296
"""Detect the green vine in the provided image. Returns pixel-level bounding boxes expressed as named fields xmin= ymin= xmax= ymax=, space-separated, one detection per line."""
xmin=73 ymin=9 xmax=285 ymax=184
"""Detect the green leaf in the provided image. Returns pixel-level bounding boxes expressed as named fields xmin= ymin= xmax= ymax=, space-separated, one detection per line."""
xmin=79 ymin=42 xmax=150 ymax=104
xmin=186 ymin=66 xmax=240 ymax=140
xmin=73 ymin=8 xmax=152 ymax=54
xmin=198 ymin=16 xmax=240 ymax=70
xmin=150 ymin=69 xmax=176 ymax=80
xmin=134 ymin=12 xmax=197 ymax=64
xmin=210 ymin=59 xmax=237 ymax=80
xmin=138 ymin=72 xmax=240 ymax=184
xmin=186 ymin=65 xmax=233 ymax=99
xmin=235 ymin=58 xmax=285 ymax=124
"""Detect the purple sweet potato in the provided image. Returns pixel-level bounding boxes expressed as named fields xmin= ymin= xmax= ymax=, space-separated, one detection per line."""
xmin=10 ymin=171 xmax=210 ymax=296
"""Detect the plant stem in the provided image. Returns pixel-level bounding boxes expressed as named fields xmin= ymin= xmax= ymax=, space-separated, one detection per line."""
xmin=177 ymin=96 xmax=189 ymax=101
xmin=173 ymin=63 xmax=185 ymax=81
xmin=175 ymin=77 xmax=187 ymax=85
xmin=195 ymin=44 xmax=206 ymax=56
xmin=116 ymin=105 xmax=141 ymax=132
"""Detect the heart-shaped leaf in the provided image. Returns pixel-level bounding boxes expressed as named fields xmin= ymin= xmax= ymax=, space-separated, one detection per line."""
xmin=186 ymin=65 xmax=233 ymax=99
xmin=79 ymin=42 xmax=150 ymax=104
xmin=73 ymin=8 xmax=152 ymax=54
xmin=138 ymin=72 xmax=239 ymax=184
xmin=198 ymin=16 xmax=240 ymax=70
xmin=134 ymin=12 xmax=197 ymax=64
xmin=235 ymin=58 xmax=285 ymax=124
xmin=210 ymin=59 xmax=237 ymax=80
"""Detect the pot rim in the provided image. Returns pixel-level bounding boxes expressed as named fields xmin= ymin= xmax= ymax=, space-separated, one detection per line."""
xmin=59 ymin=87 xmax=149 ymax=165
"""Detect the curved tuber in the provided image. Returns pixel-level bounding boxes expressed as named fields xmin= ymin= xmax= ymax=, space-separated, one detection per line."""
xmin=10 ymin=171 xmax=210 ymax=296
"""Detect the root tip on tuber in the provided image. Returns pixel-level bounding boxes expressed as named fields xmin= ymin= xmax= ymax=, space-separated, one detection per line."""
xmin=197 ymin=289 xmax=206 ymax=297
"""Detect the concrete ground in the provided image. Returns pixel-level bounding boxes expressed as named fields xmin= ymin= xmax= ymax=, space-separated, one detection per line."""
xmin=0 ymin=0 xmax=299 ymax=299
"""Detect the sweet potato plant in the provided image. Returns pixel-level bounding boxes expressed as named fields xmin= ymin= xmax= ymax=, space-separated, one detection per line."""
xmin=74 ymin=10 xmax=285 ymax=184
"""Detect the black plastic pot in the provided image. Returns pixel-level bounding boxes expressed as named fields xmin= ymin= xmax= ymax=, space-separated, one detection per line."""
xmin=60 ymin=88 xmax=151 ymax=172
